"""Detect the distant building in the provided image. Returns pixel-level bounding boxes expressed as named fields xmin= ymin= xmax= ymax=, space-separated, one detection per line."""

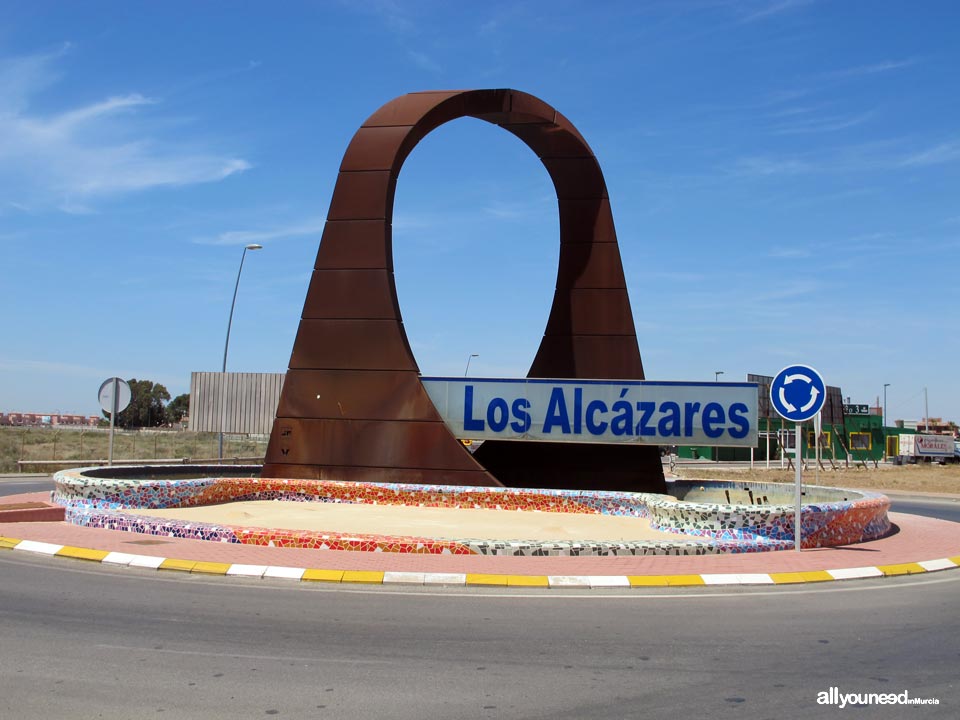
xmin=898 ymin=417 xmax=957 ymax=436
xmin=1 ymin=412 xmax=99 ymax=427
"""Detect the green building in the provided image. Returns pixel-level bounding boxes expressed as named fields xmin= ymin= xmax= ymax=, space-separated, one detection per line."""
xmin=677 ymin=413 xmax=908 ymax=464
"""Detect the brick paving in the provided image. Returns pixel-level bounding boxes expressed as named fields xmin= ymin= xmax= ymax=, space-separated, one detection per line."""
xmin=2 ymin=491 xmax=959 ymax=577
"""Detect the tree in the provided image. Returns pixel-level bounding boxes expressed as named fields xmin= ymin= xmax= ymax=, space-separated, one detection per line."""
xmin=105 ymin=379 xmax=171 ymax=428
xmin=166 ymin=393 xmax=190 ymax=424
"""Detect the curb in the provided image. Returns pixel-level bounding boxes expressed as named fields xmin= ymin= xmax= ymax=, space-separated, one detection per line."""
xmin=3 ymin=534 xmax=959 ymax=588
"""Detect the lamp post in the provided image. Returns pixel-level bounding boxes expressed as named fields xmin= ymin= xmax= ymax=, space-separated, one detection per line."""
xmin=714 ymin=371 xmax=724 ymax=382
xmin=883 ymin=383 xmax=891 ymax=461
xmin=464 ymin=353 xmax=479 ymax=377
xmin=219 ymin=243 xmax=263 ymax=461
xmin=883 ymin=383 xmax=890 ymax=426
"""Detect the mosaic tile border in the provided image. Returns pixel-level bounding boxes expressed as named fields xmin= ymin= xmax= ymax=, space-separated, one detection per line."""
xmin=51 ymin=467 xmax=891 ymax=555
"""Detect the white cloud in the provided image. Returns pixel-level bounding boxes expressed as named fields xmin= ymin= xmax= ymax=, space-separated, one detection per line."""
xmin=482 ymin=201 xmax=534 ymax=220
xmin=767 ymin=248 xmax=810 ymax=259
xmin=340 ymin=0 xmax=416 ymax=36
xmin=198 ymin=218 xmax=327 ymax=246
xmin=0 ymin=43 xmax=66 ymax=113
xmin=900 ymin=141 xmax=960 ymax=167
xmin=731 ymin=136 xmax=960 ymax=178
xmin=735 ymin=0 xmax=814 ymax=25
xmin=407 ymin=49 xmax=441 ymax=73
xmin=0 ymin=357 xmax=114 ymax=381
xmin=733 ymin=156 xmax=814 ymax=176
xmin=771 ymin=110 xmax=875 ymax=135
xmin=0 ymin=48 xmax=249 ymax=212
xmin=822 ymin=58 xmax=919 ymax=80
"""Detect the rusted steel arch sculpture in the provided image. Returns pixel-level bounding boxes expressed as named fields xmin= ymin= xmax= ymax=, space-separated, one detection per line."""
xmin=263 ymin=89 xmax=666 ymax=493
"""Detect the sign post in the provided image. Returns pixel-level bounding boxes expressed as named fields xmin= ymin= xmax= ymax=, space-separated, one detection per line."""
xmin=770 ymin=364 xmax=826 ymax=551
xmin=98 ymin=377 xmax=131 ymax=466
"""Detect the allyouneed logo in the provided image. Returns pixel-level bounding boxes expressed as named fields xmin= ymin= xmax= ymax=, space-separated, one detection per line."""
xmin=817 ymin=687 xmax=940 ymax=708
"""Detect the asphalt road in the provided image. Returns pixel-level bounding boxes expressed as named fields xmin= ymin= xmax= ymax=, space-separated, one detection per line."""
xmin=0 ymin=476 xmax=54 ymax=496
xmin=1 ymin=474 xmax=958 ymax=718
xmin=888 ymin=495 xmax=960 ymax=523
xmin=1 ymin=551 xmax=958 ymax=719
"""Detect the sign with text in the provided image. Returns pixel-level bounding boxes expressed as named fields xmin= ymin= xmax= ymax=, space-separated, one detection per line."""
xmin=422 ymin=378 xmax=759 ymax=446
xmin=843 ymin=404 xmax=870 ymax=416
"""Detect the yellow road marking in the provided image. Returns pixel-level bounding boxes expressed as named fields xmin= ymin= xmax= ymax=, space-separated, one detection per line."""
xmin=302 ymin=569 xmax=345 ymax=583
xmin=55 ymin=546 xmax=110 ymax=562
xmin=769 ymin=570 xmax=833 ymax=584
xmin=341 ymin=570 xmax=384 ymax=584
xmin=506 ymin=575 xmax=549 ymax=587
xmin=466 ymin=573 xmax=510 ymax=586
xmin=664 ymin=575 xmax=706 ymax=586
xmin=877 ymin=562 xmax=926 ymax=576
xmin=159 ymin=558 xmax=197 ymax=572
xmin=627 ymin=576 xmax=669 ymax=586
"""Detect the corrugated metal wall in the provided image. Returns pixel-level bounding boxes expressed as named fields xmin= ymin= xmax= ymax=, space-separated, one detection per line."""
xmin=189 ymin=372 xmax=285 ymax=434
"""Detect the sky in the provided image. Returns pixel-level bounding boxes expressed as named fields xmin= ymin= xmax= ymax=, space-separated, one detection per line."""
xmin=1 ymin=0 xmax=958 ymax=425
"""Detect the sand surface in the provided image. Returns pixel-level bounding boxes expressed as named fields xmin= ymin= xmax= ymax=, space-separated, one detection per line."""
xmin=127 ymin=501 xmax=705 ymax=543
xmin=674 ymin=463 xmax=960 ymax=494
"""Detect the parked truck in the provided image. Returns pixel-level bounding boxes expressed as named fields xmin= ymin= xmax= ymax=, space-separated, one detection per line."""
xmin=897 ymin=433 xmax=957 ymax=464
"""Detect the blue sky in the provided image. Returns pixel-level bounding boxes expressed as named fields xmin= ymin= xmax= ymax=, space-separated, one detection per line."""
xmin=1 ymin=0 xmax=958 ymax=425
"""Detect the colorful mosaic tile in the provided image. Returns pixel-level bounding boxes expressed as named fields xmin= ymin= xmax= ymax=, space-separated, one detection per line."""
xmin=52 ymin=467 xmax=890 ymax=556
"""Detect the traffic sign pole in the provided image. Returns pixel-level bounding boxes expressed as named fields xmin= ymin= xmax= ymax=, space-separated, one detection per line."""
xmin=794 ymin=421 xmax=802 ymax=552
xmin=99 ymin=377 xmax=131 ymax=468
xmin=769 ymin=364 xmax=826 ymax=553
xmin=108 ymin=377 xmax=118 ymax=466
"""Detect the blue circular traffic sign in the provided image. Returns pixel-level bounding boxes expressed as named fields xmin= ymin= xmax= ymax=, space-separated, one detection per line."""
xmin=770 ymin=364 xmax=826 ymax=422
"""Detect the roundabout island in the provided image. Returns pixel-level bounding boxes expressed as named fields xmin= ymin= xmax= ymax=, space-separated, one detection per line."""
xmin=50 ymin=466 xmax=892 ymax=558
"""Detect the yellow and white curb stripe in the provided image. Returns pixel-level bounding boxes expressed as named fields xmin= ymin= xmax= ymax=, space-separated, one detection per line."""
xmin=2 ymin=535 xmax=959 ymax=587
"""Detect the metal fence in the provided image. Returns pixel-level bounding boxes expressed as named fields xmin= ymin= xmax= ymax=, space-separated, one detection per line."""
xmin=189 ymin=372 xmax=285 ymax=435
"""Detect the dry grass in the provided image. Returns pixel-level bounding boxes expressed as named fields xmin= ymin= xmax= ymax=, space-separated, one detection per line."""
xmin=0 ymin=427 xmax=267 ymax=473
xmin=673 ymin=463 xmax=960 ymax=494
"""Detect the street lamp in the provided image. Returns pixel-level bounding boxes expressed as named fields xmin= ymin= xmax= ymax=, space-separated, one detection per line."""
xmin=882 ymin=382 xmax=891 ymax=461
xmin=464 ymin=353 xmax=479 ymax=377
xmin=883 ymin=383 xmax=890 ymax=427
xmin=714 ymin=371 xmax=724 ymax=382
xmin=219 ymin=243 xmax=263 ymax=461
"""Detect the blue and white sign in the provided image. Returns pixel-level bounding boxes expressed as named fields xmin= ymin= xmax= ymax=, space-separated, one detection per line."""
xmin=422 ymin=378 xmax=758 ymax=446
xmin=769 ymin=365 xmax=826 ymax=423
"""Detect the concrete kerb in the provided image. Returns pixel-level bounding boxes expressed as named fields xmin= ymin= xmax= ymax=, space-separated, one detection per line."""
xmin=2 ymin=531 xmax=959 ymax=589
xmin=6 ymin=473 xmax=960 ymax=589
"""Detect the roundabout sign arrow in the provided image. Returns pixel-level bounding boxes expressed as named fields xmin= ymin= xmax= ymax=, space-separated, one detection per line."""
xmin=770 ymin=364 xmax=825 ymax=423
xmin=769 ymin=363 xmax=826 ymax=553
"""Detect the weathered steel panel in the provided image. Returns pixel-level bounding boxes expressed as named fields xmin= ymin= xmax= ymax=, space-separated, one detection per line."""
xmin=288 ymin=319 xmax=416 ymax=371
xmin=362 ymin=91 xmax=463 ymax=128
xmin=326 ymin=171 xmax=393 ymax=221
xmin=301 ymin=269 xmax=401 ymax=320
xmin=267 ymin=417 xmax=484 ymax=471
xmin=314 ymin=220 xmax=392 ymax=270
xmin=530 ymin=336 xmax=645 ymax=380
xmin=543 ymin=288 xmax=637 ymax=336
xmin=276 ymin=369 xmax=442 ymax=421
xmin=339 ymin=125 xmax=416 ymax=172
xmin=556 ymin=197 xmax=618 ymax=244
xmin=554 ymin=240 xmax=628 ymax=289
xmin=263 ymin=89 xmax=665 ymax=493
